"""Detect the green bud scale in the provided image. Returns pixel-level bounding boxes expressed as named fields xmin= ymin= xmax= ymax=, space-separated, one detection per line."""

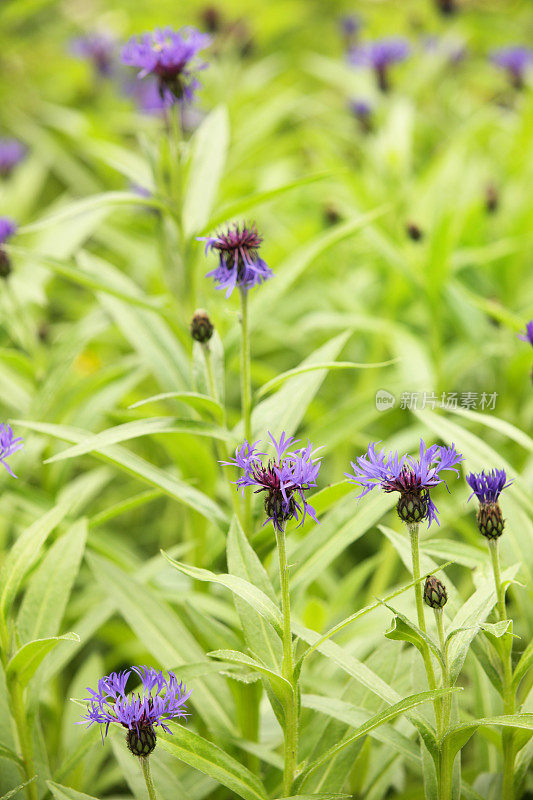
xmin=477 ymin=502 xmax=504 ymax=539
xmin=396 ymin=490 xmax=428 ymax=524
xmin=424 ymin=575 xmax=447 ymax=609
xmin=126 ymin=725 xmax=157 ymax=757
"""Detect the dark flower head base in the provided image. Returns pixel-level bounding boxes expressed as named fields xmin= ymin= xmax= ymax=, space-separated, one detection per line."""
xmin=190 ymin=309 xmax=214 ymax=343
xmin=80 ymin=666 xmax=192 ymax=753
xmin=466 ymin=469 xmax=512 ymax=539
xmin=348 ymin=37 xmax=410 ymax=92
xmin=424 ymin=575 xmax=448 ymax=609
xmin=122 ymin=27 xmax=211 ymax=106
xmin=200 ymin=222 xmax=273 ymax=297
xmin=345 ymin=439 xmax=463 ymax=528
xmin=0 ymin=217 xmax=17 ymax=279
xmin=222 ymin=432 xmax=322 ymax=531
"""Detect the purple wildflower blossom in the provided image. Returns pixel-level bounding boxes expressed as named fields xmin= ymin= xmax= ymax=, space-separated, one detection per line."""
xmin=200 ymin=222 xmax=273 ymax=297
xmin=517 ymin=321 xmax=533 ymax=347
xmin=348 ymin=37 xmax=410 ymax=91
xmin=80 ymin=666 xmax=192 ymax=752
xmin=0 ymin=424 xmax=23 ymax=477
xmin=0 ymin=140 xmax=26 ymax=177
xmin=121 ymin=27 xmax=211 ymax=106
xmin=466 ymin=469 xmax=511 ymax=539
xmin=466 ymin=469 xmax=511 ymax=505
xmin=71 ymin=33 xmax=116 ymax=77
xmin=221 ymin=432 xmax=322 ymax=531
xmin=490 ymin=46 xmax=533 ymax=89
xmin=345 ymin=439 xmax=463 ymax=528
xmin=0 ymin=217 xmax=17 ymax=244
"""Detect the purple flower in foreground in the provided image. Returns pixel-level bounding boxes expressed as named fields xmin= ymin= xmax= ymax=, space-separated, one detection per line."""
xmin=466 ymin=469 xmax=511 ymax=539
xmin=518 ymin=321 xmax=533 ymax=347
xmin=71 ymin=33 xmax=116 ymax=77
xmin=222 ymin=432 xmax=322 ymax=531
xmin=0 ymin=424 xmax=23 ymax=477
xmin=122 ymin=27 xmax=211 ymax=105
xmin=0 ymin=139 xmax=26 ymax=177
xmin=80 ymin=666 xmax=192 ymax=756
xmin=490 ymin=46 xmax=533 ymax=89
xmin=349 ymin=37 xmax=410 ymax=91
xmin=200 ymin=222 xmax=273 ymax=297
xmin=345 ymin=439 xmax=463 ymax=528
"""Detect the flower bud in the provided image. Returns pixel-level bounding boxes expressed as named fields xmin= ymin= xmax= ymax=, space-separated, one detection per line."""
xmin=396 ymin=490 xmax=428 ymax=524
xmin=126 ymin=725 xmax=157 ymax=757
xmin=190 ymin=309 xmax=214 ymax=343
xmin=477 ymin=502 xmax=504 ymax=539
xmin=406 ymin=222 xmax=423 ymax=241
xmin=424 ymin=575 xmax=447 ymax=609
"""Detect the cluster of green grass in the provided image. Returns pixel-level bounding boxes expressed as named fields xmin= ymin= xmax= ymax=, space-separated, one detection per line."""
xmin=0 ymin=1 xmax=532 ymax=799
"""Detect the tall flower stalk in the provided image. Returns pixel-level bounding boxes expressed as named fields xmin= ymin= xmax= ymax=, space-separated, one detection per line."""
xmin=467 ymin=469 xmax=515 ymax=800
xmin=222 ymin=432 xmax=321 ymax=792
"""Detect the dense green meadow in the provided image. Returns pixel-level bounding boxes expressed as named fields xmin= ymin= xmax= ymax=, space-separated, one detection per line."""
xmin=0 ymin=1 xmax=532 ymax=799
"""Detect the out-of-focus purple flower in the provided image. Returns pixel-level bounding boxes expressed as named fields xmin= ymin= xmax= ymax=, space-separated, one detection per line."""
xmin=0 ymin=424 xmax=23 ymax=477
xmin=80 ymin=666 xmax=192 ymax=755
xmin=71 ymin=33 xmax=116 ymax=77
xmin=345 ymin=439 xmax=463 ymax=528
xmin=0 ymin=140 xmax=26 ymax=177
xmin=339 ymin=14 xmax=362 ymax=48
xmin=200 ymin=222 xmax=272 ymax=297
xmin=490 ymin=46 xmax=533 ymax=89
xmin=0 ymin=217 xmax=17 ymax=244
xmin=349 ymin=98 xmax=373 ymax=133
xmin=466 ymin=469 xmax=511 ymax=539
xmin=517 ymin=321 xmax=533 ymax=347
xmin=348 ymin=37 xmax=410 ymax=91
xmin=221 ymin=432 xmax=322 ymax=531
xmin=122 ymin=27 xmax=211 ymax=106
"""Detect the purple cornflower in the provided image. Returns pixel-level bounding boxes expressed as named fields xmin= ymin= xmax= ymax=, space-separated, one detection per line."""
xmin=466 ymin=469 xmax=511 ymax=539
xmin=517 ymin=321 xmax=533 ymax=347
xmin=490 ymin=46 xmax=533 ymax=89
xmin=349 ymin=99 xmax=373 ymax=133
xmin=339 ymin=14 xmax=362 ymax=48
xmin=0 ymin=139 xmax=26 ymax=177
xmin=0 ymin=217 xmax=17 ymax=279
xmin=71 ymin=33 xmax=116 ymax=77
xmin=222 ymin=432 xmax=322 ymax=531
xmin=348 ymin=37 xmax=410 ymax=92
xmin=200 ymin=222 xmax=273 ymax=297
xmin=345 ymin=439 xmax=463 ymax=528
xmin=0 ymin=424 xmax=23 ymax=477
xmin=121 ymin=27 xmax=211 ymax=106
xmin=80 ymin=666 xmax=192 ymax=756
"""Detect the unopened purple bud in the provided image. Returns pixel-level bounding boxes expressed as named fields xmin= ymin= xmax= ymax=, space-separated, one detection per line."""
xmin=190 ymin=309 xmax=214 ymax=343
xmin=424 ymin=575 xmax=447 ymax=609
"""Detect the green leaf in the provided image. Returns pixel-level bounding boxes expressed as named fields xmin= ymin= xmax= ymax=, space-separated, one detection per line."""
xmin=157 ymin=726 xmax=268 ymax=800
xmin=17 ymin=520 xmax=87 ymax=643
xmin=0 ymin=502 xmax=71 ymax=617
xmin=0 ymin=778 xmax=38 ymax=800
xmin=162 ymin=551 xmax=283 ymax=634
xmin=255 ymin=359 xmax=398 ymax=400
xmin=295 ymin=689 xmax=457 ymax=791
xmin=129 ymin=391 xmax=224 ymax=422
xmin=6 ymin=633 xmax=79 ymax=687
xmin=13 ymin=419 xmax=228 ymax=529
xmin=47 ymin=782 xmax=99 ymax=800
xmin=384 ymin=605 xmax=444 ymax=669
xmin=183 ymin=105 xmax=230 ymax=238
xmin=208 ymin=649 xmax=293 ymax=704
xmin=513 ymin=636 xmax=533 ymax=690
xmin=443 ymin=715 xmax=533 ymax=761
xmin=0 ymin=744 xmax=23 ymax=767
xmin=226 ymin=515 xmax=282 ymax=669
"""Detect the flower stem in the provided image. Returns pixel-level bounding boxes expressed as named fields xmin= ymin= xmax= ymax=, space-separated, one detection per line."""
xmin=489 ymin=539 xmax=515 ymax=800
xmin=140 ymin=756 xmax=158 ymax=800
xmin=9 ymin=679 xmax=38 ymax=800
xmin=239 ymin=288 xmax=253 ymax=535
xmin=275 ymin=524 xmax=298 ymax=796
xmin=408 ymin=523 xmax=442 ymax=734
xmin=435 ymin=608 xmax=452 ymax=800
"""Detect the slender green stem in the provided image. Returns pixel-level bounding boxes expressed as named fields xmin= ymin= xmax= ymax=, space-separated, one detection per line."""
xmin=275 ymin=524 xmax=298 ymax=796
xmin=140 ymin=756 xmax=158 ymax=800
xmin=489 ymin=539 xmax=515 ymax=800
xmin=239 ymin=289 xmax=253 ymax=534
xmin=435 ymin=608 xmax=452 ymax=800
xmin=9 ymin=679 xmax=38 ymax=800
xmin=408 ymin=524 xmax=442 ymax=734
